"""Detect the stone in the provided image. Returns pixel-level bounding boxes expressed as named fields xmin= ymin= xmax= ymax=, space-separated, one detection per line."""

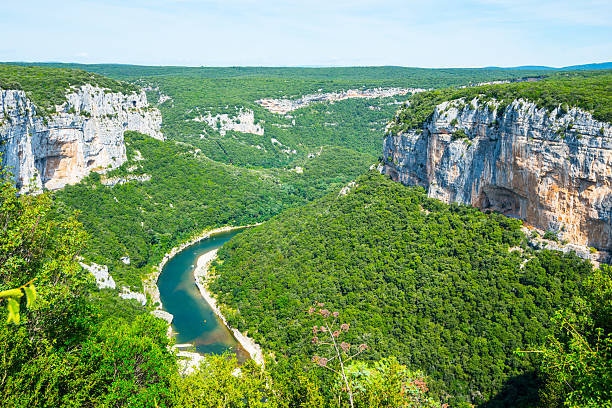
xmin=79 ymin=262 xmax=116 ymax=289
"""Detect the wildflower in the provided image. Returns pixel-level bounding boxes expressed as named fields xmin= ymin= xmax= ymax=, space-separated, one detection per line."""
xmin=317 ymin=357 xmax=328 ymax=367
xmin=332 ymin=311 xmax=339 ymax=318
xmin=316 ymin=302 xmax=324 ymax=307
xmin=312 ymin=355 xmax=320 ymax=363
xmin=312 ymin=326 xmax=319 ymax=334
xmin=320 ymin=326 xmax=327 ymax=332
xmin=320 ymin=309 xmax=331 ymax=318
xmin=307 ymin=307 xmax=315 ymax=314
xmin=312 ymin=336 xmax=319 ymax=344
xmin=332 ymin=330 xmax=340 ymax=338
xmin=340 ymin=342 xmax=350 ymax=353
xmin=359 ymin=343 xmax=368 ymax=351
xmin=340 ymin=323 xmax=349 ymax=332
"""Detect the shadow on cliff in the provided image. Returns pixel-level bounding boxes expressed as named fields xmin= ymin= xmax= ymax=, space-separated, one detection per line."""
xmin=477 ymin=371 xmax=541 ymax=408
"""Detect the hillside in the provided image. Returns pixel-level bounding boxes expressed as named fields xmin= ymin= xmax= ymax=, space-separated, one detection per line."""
xmin=6 ymin=63 xmax=554 ymax=169
xmin=210 ymin=172 xmax=595 ymax=406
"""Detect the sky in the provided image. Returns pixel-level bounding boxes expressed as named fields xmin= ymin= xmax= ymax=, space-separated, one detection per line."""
xmin=2 ymin=0 xmax=611 ymax=67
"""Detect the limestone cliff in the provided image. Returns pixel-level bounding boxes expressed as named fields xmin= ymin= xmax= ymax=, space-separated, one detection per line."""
xmin=0 ymin=84 xmax=163 ymax=193
xmin=382 ymin=98 xmax=612 ymax=251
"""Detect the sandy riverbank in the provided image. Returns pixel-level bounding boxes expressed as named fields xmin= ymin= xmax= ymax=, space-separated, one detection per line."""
xmin=194 ymin=249 xmax=265 ymax=366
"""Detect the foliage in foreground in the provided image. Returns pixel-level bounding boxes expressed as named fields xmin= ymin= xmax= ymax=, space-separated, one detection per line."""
xmin=0 ymin=171 xmax=179 ymax=407
xmin=177 ymin=354 xmax=443 ymax=408
xmin=211 ymin=172 xmax=594 ymax=406
xmin=531 ymin=266 xmax=612 ymax=407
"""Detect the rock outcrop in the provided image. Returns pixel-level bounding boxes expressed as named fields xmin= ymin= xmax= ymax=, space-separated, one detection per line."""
xmin=192 ymin=108 xmax=263 ymax=136
xmin=0 ymin=84 xmax=163 ymax=193
xmin=382 ymin=98 xmax=612 ymax=251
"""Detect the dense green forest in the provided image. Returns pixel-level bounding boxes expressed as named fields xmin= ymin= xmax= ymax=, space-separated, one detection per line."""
xmin=1 ymin=167 xmax=451 ymax=407
xmin=211 ymin=172 xmax=605 ymax=406
xmin=390 ymin=70 xmax=612 ymax=133
xmin=4 ymin=167 xmax=607 ymax=407
xmin=0 ymin=65 xmax=137 ymax=115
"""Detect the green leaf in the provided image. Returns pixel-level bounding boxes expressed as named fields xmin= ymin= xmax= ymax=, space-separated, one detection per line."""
xmin=6 ymin=298 xmax=20 ymax=325
xmin=0 ymin=288 xmax=23 ymax=299
xmin=24 ymin=284 xmax=37 ymax=308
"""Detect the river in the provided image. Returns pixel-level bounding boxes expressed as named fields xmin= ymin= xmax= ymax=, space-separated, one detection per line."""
xmin=157 ymin=229 xmax=250 ymax=362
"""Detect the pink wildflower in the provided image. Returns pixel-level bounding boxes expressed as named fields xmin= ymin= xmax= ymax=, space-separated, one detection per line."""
xmin=332 ymin=330 xmax=340 ymax=338
xmin=359 ymin=343 xmax=368 ymax=351
xmin=340 ymin=342 xmax=350 ymax=353
xmin=332 ymin=311 xmax=339 ymax=318
xmin=340 ymin=323 xmax=350 ymax=332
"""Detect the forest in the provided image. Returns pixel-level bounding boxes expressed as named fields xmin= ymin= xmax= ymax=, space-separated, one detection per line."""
xmin=54 ymin=131 xmax=372 ymax=288
xmin=3 ymin=167 xmax=608 ymax=407
xmin=211 ymin=172 xmax=609 ymax=406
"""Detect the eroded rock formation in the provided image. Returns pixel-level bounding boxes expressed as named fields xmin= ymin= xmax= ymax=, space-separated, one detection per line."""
xmin=0 ymin=84 xmax=163 ymax=193
xmin=382 ymin=98 xmax=612 ymax=250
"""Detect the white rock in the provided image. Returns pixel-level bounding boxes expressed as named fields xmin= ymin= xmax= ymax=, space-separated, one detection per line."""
xmin=80 ymin=262 xmax=116 ymax=289
xmin=119 ymin=287 xmax=147 ymax=305
xmin=192 ymin=108 xmax=263 ymax=136
xmin=256 ymin=87 xmax=424 ymax=114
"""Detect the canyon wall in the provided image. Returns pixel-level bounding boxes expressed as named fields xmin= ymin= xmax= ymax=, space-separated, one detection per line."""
xmin=382 ymin=98 xmax=612 ymax=250
xmin=0 ymin=84 xmax=163 ymax=193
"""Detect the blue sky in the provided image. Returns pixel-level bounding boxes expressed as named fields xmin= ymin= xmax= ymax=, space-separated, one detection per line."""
xmin=2 ymin=0 xmax=610 ymax=67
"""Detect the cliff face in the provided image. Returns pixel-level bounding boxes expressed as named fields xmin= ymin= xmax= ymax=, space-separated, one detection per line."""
xmin=0 ymin=84 xmax=163 ymax=193
xmin=382 ymin=98 xmax=612 ymax=250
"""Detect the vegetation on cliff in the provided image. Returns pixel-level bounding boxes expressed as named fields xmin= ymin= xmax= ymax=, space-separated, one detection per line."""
xmin=211 ymin=172 xmax=597 ymax=406
xmin=390 ymin=70 xmax=612 ymax=133
xmin=0 ymin=65 xmax=139 ymax=115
